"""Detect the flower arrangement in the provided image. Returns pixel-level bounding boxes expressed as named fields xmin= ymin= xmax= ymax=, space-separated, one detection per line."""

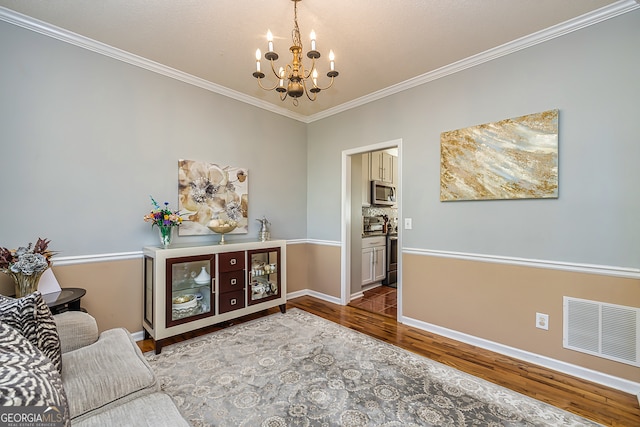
xmin=143 ymin=196 xmax=183 ymax=228
xmin=0 ymin=238 xmax=55 ymax=297
xmin=0 ymin=238 xmax=53 ymax=276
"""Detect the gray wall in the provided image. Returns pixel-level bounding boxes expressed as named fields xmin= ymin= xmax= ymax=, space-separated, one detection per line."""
xmin=307 ymin=10 xmax=640 ymax=268
xmin=1 ymin=10 xmax=639 ymax=269
xmin=0 ymin=21 xmax=308 ymax=256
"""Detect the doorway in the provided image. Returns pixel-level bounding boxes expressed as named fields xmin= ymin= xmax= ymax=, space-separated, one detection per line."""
xmin=340 ymin=139 xmax=402 ymax=320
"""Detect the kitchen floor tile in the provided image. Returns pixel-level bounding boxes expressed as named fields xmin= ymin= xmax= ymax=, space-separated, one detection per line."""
xmin=349 ymin=285 xmax=397 ymax=319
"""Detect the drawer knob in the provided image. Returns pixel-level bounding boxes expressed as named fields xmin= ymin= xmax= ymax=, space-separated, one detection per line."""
xmin=231 ymin=278 xmax=237 ymax=285
xmin=230 ymin=298 xmax=237 ymax=306
xmin=230 ymin=259 xmax=237 ymax=265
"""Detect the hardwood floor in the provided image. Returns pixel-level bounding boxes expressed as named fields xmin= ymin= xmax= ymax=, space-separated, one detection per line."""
xmin=349 ymin=284 xmax=397 ymax=318
xmin=138 ymin=295 xmax=639 ymax=426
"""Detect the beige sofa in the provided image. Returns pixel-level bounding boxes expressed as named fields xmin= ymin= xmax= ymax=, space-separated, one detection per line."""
xmin=54 ymin=311 xmax=189 ymax=426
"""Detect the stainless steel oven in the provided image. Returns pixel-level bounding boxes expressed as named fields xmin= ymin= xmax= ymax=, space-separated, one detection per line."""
xmin=383 ymin=233 xmax=397 ymax=286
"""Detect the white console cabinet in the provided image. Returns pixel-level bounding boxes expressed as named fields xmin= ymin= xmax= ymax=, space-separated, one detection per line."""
xmin=143 ymin=239 xmax=286 ymax=353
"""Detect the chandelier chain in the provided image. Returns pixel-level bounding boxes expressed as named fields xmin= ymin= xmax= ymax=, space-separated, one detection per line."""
xmin=292 ymin=0 xmax=302 ymax=49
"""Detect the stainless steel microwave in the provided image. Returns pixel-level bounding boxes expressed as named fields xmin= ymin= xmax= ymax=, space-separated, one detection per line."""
xmin=371 ymin=180 xmax=396 ymax=206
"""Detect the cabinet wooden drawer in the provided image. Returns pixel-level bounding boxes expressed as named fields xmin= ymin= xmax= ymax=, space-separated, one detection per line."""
xmin=219 ymin=290 xmax=245 ymax=314
xmin=218 ymin=251 xmax=245 ymax=272
xmin=219 ymin=270 xmax=245 ymax=294
xmin=363 ymin=236 xmax=386 ymax=248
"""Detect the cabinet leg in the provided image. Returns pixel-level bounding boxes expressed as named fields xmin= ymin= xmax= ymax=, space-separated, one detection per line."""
xmin=155 ymin=339 xmax=166 ymax=355
xmin=279 ymin=304 xmax=286 ymax=314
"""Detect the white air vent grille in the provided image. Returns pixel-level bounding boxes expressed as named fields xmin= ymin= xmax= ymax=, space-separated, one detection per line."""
xmin=564 ymin=297 xmax=639 ymax=367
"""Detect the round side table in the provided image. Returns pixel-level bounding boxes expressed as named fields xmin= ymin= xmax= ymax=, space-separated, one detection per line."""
xmin=43 ymin=287 xmax=87 ymax=314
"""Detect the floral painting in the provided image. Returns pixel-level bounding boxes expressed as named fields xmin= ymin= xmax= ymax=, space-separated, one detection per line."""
xmin=177 ymin=160 xmax=249 ymax=235
xmin=440 ymin=109 xmax=558 ymax=201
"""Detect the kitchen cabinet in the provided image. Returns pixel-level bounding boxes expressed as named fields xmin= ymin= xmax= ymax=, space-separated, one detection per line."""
xmin=143 ymin=240 xmax=286 ymax=354
xmin=370 ymin=151 xmax=394 ymax=184
xmin=361 ymin=236 xmax=386 ymax=286
xmin=363 ymin=151 xmax=397 ymax=206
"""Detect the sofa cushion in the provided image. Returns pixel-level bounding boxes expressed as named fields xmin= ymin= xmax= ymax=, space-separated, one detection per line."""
xmin=0 ymin=292 xmax=62 ymax=373
xmin=61 ymin=328 xmax=158 ymax=422
xmin=0 ymin=321 xmax=70 ymax=426
xmin=72 ymin=392 xmax=190 ymax=427
xmin=53 ymin=311 xmax=99 ymax=354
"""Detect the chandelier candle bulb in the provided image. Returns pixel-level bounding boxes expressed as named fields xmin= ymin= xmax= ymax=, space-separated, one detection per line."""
xmin=312 ymin=69 xmax=318 ymax=86
xmin=329 ymin=50 xmax=335 ymax=71
xmin=267 ymin=30 xmax=273 ymax=52
xmin=255 ymin=49 xmax=261 ymax=72
xmin=310 ymin=30 xmax=316 ymax=51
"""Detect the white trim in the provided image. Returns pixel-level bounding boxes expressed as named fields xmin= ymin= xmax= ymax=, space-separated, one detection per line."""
xmin=285 ymin=239 xmax=308 ymax=245
xmin=302 ymin=0 xmax=640 ymax=122
xmin=131 ymin=330 xmax=145 ymax=343
xmin=350 ymin=291 xmax=364 ymax=301
xmin=2 ymin=2 xmax=638 ymax=124
xmin=405 ymin=247 xmax=640 ymax=279
xmin=51 ymin=252 xmax=142 ymax=266
xmin=341 ymin=139 xmax=403 ymax=309
xmin=0 ymin=6 xmax=307 ymax=123
xmin=46 ymin=244 xmax=638 ymax=280
xmin=287 ymin=289 xmax=342 ymax=305
xmin=400 ymin=314 xmax=640 ymax=396
xmin=306 ymin=239 xmax=341 ymax=247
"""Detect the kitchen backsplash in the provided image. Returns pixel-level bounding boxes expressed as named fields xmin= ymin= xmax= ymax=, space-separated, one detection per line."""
xmin=363 ymin=206 xmax=398 ymax=229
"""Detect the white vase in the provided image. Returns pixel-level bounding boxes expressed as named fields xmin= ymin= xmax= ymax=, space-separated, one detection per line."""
xmin=194 ymin=266 xmax=210 ymax=285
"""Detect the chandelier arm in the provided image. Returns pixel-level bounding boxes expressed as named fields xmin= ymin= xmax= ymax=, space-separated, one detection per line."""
xmin=310 ymin=75 xmax=336 ymax=91
xmin=302 ymin=80 xmax=318 ymax=102
xmin=255 ymin=77 xmax=281 ymax=91
xmin=268 ymin=60 xmax=283 ymax=79
xmin=302 ymin=58 xmax=316 ymax=81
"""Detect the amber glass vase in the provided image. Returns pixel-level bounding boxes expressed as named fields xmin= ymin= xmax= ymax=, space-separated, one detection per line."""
xmin=9 ymin=270 xmax=46 ymax=298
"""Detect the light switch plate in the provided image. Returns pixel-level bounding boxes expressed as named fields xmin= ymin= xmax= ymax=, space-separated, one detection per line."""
xmin=404 ymin=218 xmax=412 ymax=229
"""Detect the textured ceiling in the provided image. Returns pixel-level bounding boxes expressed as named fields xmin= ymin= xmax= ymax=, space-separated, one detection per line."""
xmin=0 ymin=0 xmax=629 ymax=120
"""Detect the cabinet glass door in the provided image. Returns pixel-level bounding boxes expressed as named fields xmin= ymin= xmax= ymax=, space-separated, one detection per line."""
xmin=248 ymin=247 xmax=280 ymax=305
xmin=166 ymin=255 xmax=215 ymax=327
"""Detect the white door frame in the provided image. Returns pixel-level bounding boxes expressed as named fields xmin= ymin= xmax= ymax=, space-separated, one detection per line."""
xmin=341 ymin=138 xmax=403 ymax=320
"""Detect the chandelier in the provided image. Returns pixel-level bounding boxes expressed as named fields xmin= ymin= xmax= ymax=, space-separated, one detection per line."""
xmin=252 ymin=0 xmax=338 ymax=106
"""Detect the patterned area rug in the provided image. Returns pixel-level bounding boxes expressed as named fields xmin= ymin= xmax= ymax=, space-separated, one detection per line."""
xmin=145 ymin=309 xmax=600 ymax=426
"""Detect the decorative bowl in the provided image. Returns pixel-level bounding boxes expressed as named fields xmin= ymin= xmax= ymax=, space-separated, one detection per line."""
xmin=172 ymin=294 xmax=198 ymax=310
xmin=207 ymin=219 xmax=238 ymax=244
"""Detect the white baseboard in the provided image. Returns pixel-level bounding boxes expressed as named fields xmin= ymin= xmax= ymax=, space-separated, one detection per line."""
xmin=287 ymin=289 xmax=342 ymax=305
xmin=350 ymin=291 xmax=364 ymax=301
xmin=132 ymin=287 xmax=640 ymax=397
xmin=401 ymin=314 xmax=640 ymax=396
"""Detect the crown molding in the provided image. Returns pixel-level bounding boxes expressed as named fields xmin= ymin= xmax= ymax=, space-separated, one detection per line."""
xmin=0 ymin=6 xmax=308 ymax=123
xmin=307 ymin=0 xmax=640 ymax=122
xmin=1 ymin=1 xmax=638 ymax=124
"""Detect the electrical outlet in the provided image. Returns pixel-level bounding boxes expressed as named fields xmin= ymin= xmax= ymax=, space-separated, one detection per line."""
xmin=536 ymin=312 xmax=549 ymax=330
xmin=404 ymin=218 xmax=412 ymax=229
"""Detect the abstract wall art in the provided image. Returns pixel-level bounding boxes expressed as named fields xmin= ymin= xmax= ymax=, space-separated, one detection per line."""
xmin=440 ymin=109 xmax=558 ymax=201
xmin=177 ymin=159 xmax=249 ymax=235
